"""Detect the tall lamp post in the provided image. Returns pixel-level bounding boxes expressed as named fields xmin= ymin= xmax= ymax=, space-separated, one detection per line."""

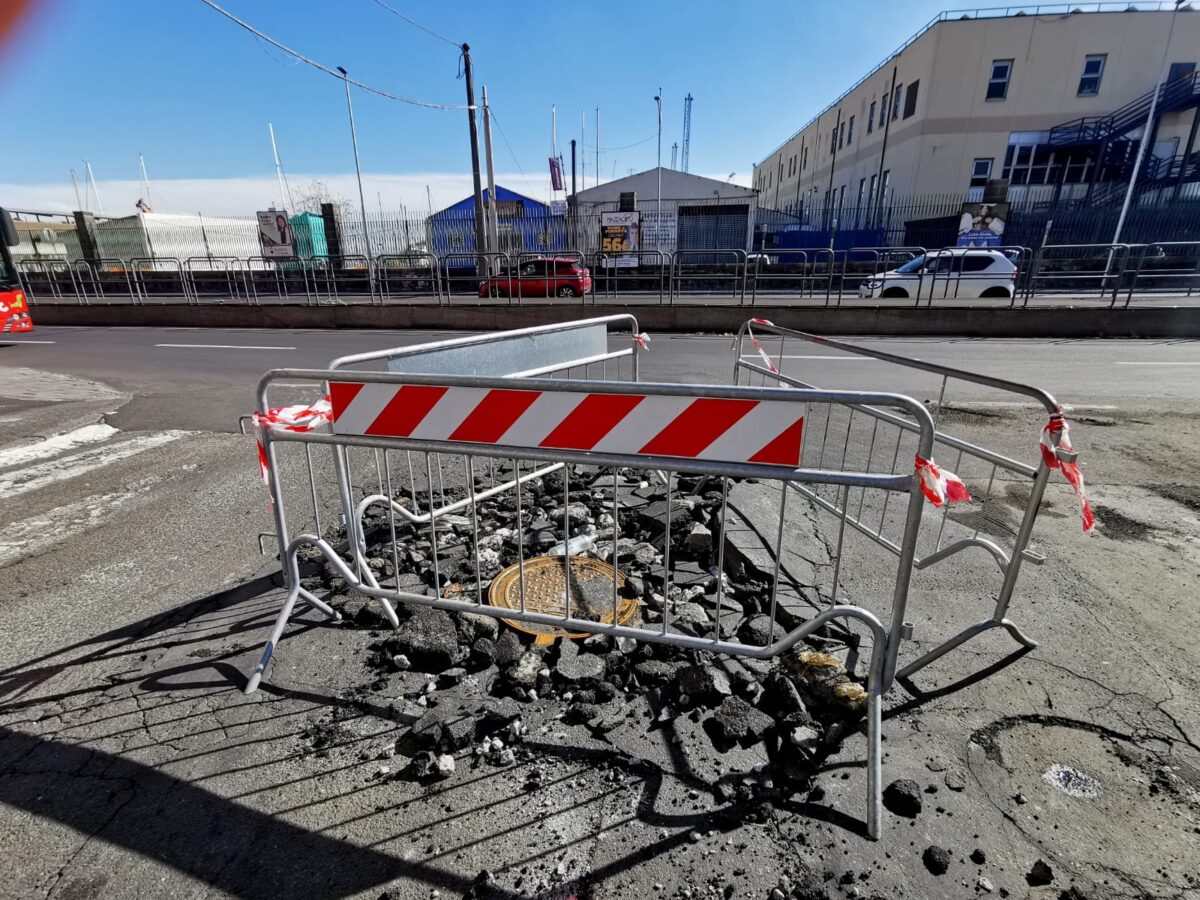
xmin=654 ymin=90 xmax=662 ymax=251
xmin=337 ymin=66 xmax=373 ymax=268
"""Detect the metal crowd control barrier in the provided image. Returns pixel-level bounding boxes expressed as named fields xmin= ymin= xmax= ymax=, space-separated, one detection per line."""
xmin=16 ymin=259 xmax=80 ymax=304
xmin=1023 ymin=243 xmax=1132 ymax=306
xmin=130 ymin=257 xmax=190 ymax=304
xmin=830 ymin=247 xmax=926 ymax=306
xmin=443 ymin=252 xmax=513 ymax=303
xmin=1121 ymin=241 xmax=1200 ymax=307
xmin=747 ymin=250 xmax=813 ymax=304
xmin=241 ymin=315 xmax=975 ymax=840
xmin=732 ymin=320 xmax=1085 ymax=690
xmin=916 ymin=245 xmax=1031 ymax=306
xmin=511 ymin=251 xmax=593 ymax=302
xmin=241 ymin=256 xmax=315 ymax=306
xmin=185 ymin=256 xmax=249 ymax=303
xmin=669 ymin=249 xmax=747 ymax=304
xmin=594 ymin=250 xmax=668 ymax=304
xmin=377 ymin=252 xmax=442 ymax=304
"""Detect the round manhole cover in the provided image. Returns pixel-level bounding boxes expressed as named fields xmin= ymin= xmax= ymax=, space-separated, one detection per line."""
xmin=487 ymin=555 xmax=637 ymax=641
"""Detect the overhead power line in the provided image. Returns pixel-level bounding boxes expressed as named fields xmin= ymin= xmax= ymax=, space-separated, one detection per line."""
xmin=199 ymin=0 xmax=471 ymax=110
xmin=369 ymin=0 xmax=461 ymax=48
xmin=487 ymin=108 xmax=540 ymax=198
xmin=582 ymin=133 xmax=656 ymax=152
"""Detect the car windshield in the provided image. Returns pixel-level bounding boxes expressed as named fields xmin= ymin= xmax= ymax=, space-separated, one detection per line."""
xmin=0 ymin=253 xmax=15 ymax=288
xmin=894 ymin=255 xmax=927 ymax=274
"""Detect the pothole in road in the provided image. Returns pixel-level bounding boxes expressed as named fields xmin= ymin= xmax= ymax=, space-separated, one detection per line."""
xmin=970 ymin=716 xmax=1200 ymax=893
xmin=1089 ymin=503 xmax=1154 ymax=540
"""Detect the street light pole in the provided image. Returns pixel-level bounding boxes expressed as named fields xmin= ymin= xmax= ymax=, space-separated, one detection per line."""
xmin=1112 ymin=0 xmax=1184 ymax=246
xmin=337 ymin=66 xmax=372 ymax=266
xmin=655 ymin=90 xmax=662 ymax=251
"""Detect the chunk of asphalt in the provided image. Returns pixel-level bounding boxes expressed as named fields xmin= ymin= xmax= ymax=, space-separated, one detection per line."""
xmin=882 ymin=778 xmax=923 ymax=818
xmin=922 ymin=845 xmax=951 ymax=876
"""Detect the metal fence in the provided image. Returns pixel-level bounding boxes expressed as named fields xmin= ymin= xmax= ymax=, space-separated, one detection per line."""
xmin=16 ymin=242 xmax=1199 ymax=308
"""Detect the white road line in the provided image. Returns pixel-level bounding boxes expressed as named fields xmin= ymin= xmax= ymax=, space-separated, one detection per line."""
xmin=739 ymin=355 xmax=876 ymax=361
xmin=1115 ymin=361 xmax=1200 ymax=366
xmin=154 ymin=343 xmax=297 ymax=350
xmin=0 ymin=339 xmax=57 ymax=344
xmin=0 ymin=431 xmax=191 ymax=499
xmin=0 ymin=472 xmax=169 ymax=568
xmin=0 ymin=423 xmax=119 ymax=470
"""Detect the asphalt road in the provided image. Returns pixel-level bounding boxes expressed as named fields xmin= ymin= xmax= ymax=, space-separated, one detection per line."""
xmin=2 ymin=325 xmax=1199 ymax=899
xmin=3 ymin=326 xmax=1199 ymax=434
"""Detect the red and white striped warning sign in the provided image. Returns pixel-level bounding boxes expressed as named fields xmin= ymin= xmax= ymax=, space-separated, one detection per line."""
xmin=328 ymin=382 xmax=807 ymax=467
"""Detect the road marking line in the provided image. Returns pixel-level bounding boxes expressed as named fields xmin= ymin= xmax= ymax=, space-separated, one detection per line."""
xmin=1114 ymin=361 xmax=1200 ymax=366
xmin=154 ymin=343 xmax=297 ymax=350
xmin=0 ymin=423 xmax=119 ymax=470
xmin=1 ymin=339 xmax=57 ymax=344
xmin=739 ymin=355 xmax=876 ymax=361
xmin=0 ymin=431 xmax=191 ymax=499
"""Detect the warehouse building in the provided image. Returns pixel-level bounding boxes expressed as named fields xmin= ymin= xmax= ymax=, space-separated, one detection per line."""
xmin=752 ymin=3 xmax=1200 ymax=222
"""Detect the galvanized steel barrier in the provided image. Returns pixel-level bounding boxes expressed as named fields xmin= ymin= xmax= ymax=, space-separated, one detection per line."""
xmin=731 ymin=319 xmax=1082 ymax=689
xmin=15 ymin=241 xmax=1200 ymax=307
xmin=241 ymin=314 xmax=1004 ymax=840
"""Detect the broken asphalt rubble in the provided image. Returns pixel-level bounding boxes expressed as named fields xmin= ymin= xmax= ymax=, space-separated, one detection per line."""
xmin=297 ymin=464 xmax=867 ymax=799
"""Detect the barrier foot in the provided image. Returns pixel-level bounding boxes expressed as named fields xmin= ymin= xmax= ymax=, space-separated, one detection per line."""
xmin=300 ymin=587 xmax=342 ymax=622
xmin=895 ymin=617 xmax=1037 ymax=682
xmin=244 ymin=581 xmax=303 ymax=694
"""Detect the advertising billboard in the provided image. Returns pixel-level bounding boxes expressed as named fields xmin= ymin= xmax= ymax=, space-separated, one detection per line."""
xmin=956 ymin=202 xmax=1008 ymax=247
xmin=257 ymin=210 xmax=295 ymax=258
xmin=600 ymin=210 xmax=639 ymax=267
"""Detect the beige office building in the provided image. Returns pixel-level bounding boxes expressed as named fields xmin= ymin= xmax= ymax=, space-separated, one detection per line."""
xmin=752 ymin=4 xmax=1200 ymax=216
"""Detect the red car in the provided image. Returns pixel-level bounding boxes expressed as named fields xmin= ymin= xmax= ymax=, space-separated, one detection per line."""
xmin=479 ymin=257 xmax=592 ymax=298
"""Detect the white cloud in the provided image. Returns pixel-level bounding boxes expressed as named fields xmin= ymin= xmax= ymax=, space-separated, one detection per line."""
xmin=1 ymin=169 xmax=752 ymax=218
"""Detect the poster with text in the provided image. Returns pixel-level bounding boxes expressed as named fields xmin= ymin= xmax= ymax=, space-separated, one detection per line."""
xmin=257 ymin=210 xmax=294 ymax=258
xmin=956 ymin=202 xmax=1008 ymax=247
xmin=600 ymin=210 xmax=640 ymax=265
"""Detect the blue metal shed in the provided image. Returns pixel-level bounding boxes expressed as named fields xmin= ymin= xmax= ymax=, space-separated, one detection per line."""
xmin=429 ymin=186 xmax=565 ymax=263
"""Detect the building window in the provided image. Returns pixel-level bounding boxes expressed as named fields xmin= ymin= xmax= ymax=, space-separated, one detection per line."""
xmin=831 ymin=128 xmax=837 ymax=154
xmin=838 ymin=121 xmax=846 ymax=149
xmin=847 ymin=116 xmax=855 ymax=144
xmin=1167 ymin=62 xmax=1196 ymax=83
xmin=802 ymin=146 xmax=808 ymax=170
xmin=879 ymin=93 xmax=888 ymax=128
xmin=892 ymin=84 xmax=903 ymax=120
xmin=1077 ymin=55 xmax=1106 ymax=96
xmin=970 ymin=158 xmax=993 ymax=188
xmin=902 ymin=80 xmax=919 ymax=118
xmin=868 ymin=101 xmax=875 ymax=133
xmin=880 ymin=169 xmax=890 ymax=202
xmin=987 ymin=59 xmax=1013 ymax=100
xmin=868 ymin=173 xmax=878 ymax=209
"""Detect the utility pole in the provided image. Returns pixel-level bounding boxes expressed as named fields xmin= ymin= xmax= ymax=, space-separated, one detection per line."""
xmin=460 ymin=43 xmax=488 ymax=268
xmin=671 ymin=142 xmax=678 ymax=170
xmin=595 ymin=107 xmax=600 ymax=188
xmin=336 ymin=66 xmax=373 ymax=263
xmin=482 ymin=85 xmax=499 ymax=259
xmin=655 ymin=89 xmax=663 ymax=251
xmin=566 ymin=139 xmax=576 ymax=195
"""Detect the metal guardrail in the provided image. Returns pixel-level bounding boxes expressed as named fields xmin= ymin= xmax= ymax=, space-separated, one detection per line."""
xmin=14 ymin=241 xmax=1200 ymax=308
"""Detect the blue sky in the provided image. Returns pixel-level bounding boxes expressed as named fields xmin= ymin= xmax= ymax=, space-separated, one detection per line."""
xmin=1 ymin=0 xmax=950 ymax=213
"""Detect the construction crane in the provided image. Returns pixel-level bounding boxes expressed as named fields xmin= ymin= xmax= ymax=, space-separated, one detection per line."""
xmin=680 ymin=93 xmax=693 ymax=173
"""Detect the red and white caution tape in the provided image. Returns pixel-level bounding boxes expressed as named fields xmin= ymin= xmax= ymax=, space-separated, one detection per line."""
xmin=251 ymin=395 xmax=332 ymax=483
xmin=915 ymin=454 xmax=971 ymax=507
xmin=745 ymin=318 xmax=779 ymax=374
xmin=1040 ymin=411 xmax=1095 ymax=533
xmin=633 ymin=332 xmax=651 ymax=351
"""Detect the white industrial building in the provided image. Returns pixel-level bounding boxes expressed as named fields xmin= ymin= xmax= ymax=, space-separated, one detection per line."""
xmin=572 ymin=168 xmax=759 ymax=253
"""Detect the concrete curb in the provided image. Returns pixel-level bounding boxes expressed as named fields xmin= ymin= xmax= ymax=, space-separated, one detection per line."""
xmin=27 ymin=302 xmax=1200 ymax=337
